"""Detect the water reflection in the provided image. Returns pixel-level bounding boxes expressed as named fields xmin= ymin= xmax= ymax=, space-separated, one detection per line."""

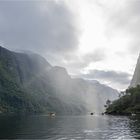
xmin=129 ymin=116 xmax=140 ymax=139
xmin=0 ymin=114 xmax=140 ymax=139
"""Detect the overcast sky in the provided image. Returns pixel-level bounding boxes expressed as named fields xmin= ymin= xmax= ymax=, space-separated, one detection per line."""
xmin=0 ymin=0 xmax=139 ymax=90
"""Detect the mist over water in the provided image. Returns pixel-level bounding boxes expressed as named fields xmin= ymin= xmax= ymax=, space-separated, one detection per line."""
xmin=48 ymin=72 xmax=118 ymax=114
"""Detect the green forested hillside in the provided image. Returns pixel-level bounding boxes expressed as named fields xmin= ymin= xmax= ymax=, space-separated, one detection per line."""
xmin=106 ymin=85 xmax=140 ymax=115
xmin=0 ymin=46 xmax=118 ymax=114
xmin=0 ymin=46 xmax=83 ymax=114
xmin=0 ymin=46 xmax=51 ymax=113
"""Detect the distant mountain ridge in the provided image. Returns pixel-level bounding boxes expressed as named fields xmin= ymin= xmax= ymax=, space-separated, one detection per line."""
xmin=0 ymin=46 xmax=118 ymax=114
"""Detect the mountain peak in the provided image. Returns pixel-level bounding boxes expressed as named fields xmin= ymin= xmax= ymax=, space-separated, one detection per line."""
xmin=130 ymin=54 xmax=140 ymax=87
xmin=50 ymin=66 xmax=69 ymax=76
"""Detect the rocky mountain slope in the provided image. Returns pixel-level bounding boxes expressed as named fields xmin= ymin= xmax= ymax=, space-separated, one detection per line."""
xmin=0 ymin=46 xmax=118 ymax=114
xmin=130 ymin=54 xmax=140 ymax=87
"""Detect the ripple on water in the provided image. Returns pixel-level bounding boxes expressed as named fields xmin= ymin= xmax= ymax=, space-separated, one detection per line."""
xmin=0 ymin=115 xmax=139 ymax=139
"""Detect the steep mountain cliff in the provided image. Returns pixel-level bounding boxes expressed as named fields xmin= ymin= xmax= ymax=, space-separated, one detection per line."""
xmin=0 ymin=46 xmax=118 ymax=114
xmin=130 ymin=54 xmax=140 ymax=87
xmin=106 ymin=54 xmax=140 ymax=115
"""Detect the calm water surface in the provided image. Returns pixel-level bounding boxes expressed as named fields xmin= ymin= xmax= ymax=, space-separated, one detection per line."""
xmin=0 ymin=114 xmax=140 ymax=139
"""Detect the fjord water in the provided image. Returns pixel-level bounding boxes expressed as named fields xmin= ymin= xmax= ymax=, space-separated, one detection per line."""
xmin=0 ymin=114 xmax=140 ymax=139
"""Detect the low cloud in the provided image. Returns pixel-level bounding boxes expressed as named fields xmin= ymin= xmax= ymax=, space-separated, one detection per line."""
xmin=84 ymin=49 xmax=105 ymax=62
xmin=56 ymin=49 xmax=106 ymax=74
xmin=81 ymin=70 xmax=132 ymax=86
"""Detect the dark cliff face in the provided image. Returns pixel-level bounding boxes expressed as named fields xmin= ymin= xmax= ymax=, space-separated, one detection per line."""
xmin=0 ymin=46 xmax=118 ymax=114
xmin=130 ymin=54 xmax=140 ymax=88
